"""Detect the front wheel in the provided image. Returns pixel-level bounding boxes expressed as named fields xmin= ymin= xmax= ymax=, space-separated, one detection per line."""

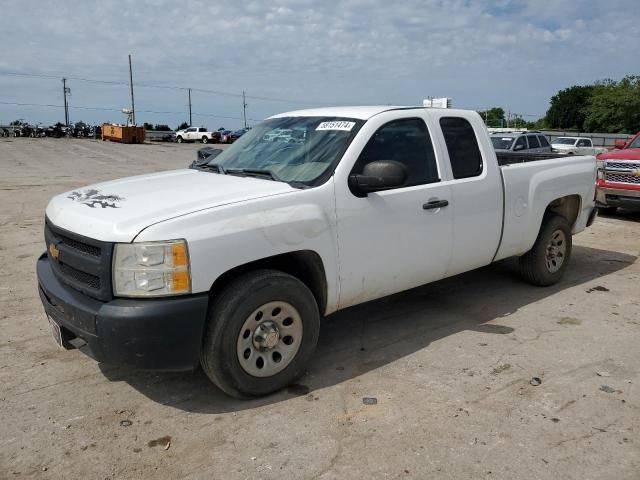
xmin=202 ymin=136 xmax=209 ymax=144
xmin=519 ymin=214 xmax=572 ymax=286
xmin=176 ymin=136 xmax=183 ymax=143
xmin=201 ymin=270 xmax=320 ymax=398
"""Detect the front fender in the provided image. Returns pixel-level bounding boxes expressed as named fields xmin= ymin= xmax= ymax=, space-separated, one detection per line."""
xmin=134 ymin=183 xmax=340 ymax=314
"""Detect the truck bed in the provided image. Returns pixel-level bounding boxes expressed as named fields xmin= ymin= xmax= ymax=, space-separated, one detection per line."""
xmin=496 ymin=151 xmax=571 ymax=166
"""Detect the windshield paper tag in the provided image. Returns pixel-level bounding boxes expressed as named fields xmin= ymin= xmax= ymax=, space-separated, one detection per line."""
xmin=316 ymin=121 xmax=355 ymax=132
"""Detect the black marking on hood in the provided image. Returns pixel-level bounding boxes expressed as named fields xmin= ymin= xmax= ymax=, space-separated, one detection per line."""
xmin=67 ymin=189 xmax=125 ymax=209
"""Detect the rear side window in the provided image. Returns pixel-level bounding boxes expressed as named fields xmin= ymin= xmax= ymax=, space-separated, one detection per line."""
xmin=538 ymin=135 xmax=550 ymax=147
xmin=527 ymin=135 xmax=540 ymax=148
xmin=439 ymin=117 xmax=483 ymax=179
xmin=198 ymin=128 xmax=206 ymax=132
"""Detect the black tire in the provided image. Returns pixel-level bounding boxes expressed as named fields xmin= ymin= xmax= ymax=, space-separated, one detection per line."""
xmin=201 ymin=269 xmax=320 ymax=398
xmin=519 ymin=214 xmax=572 ymax=286
xmin=176 ymin=136 xmax=183 ymax=143
xmin=202 ymin=136 xmax=209 ymax=144
xmin=597 ymin=206 xmax=617 ymax=215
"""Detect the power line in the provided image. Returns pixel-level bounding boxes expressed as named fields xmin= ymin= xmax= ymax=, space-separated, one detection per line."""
xmin=0 ymin=100 xmax=261 ymax=122
xmin=0 ymin=70 xmax=329 ymax=105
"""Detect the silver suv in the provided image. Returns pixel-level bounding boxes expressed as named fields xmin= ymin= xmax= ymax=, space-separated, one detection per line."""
xmin=491 ymin=132 xmax=552 ymax=153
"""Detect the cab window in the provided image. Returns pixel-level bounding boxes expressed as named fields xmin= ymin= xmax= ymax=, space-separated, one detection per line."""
xmin=352 ymin=118 xmax=439 ymax=188
xmin=538 ymin=135 xmax=550 ymax=147
xmin=514 ymin=136 xmax=527 ymax=150
xmin=440 ymin=117 xmax=483 ymax=178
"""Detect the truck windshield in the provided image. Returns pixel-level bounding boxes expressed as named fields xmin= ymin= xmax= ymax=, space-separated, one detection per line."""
xmin=555 ymin=138 xmax=578 ymax=145
xmin=491 ymin=137 xmax=514 ymax=150
xmin=206 ymin=116 xmax=364 ymax=186
xmin=629 ymin=136 xmax=640 ymax=149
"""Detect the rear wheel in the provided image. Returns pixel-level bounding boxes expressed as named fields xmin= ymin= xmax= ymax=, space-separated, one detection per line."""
xmin=519 ymin=214 xmax=572 ymax=286
xmin=201 ymin=270 xmax=320 ymax=398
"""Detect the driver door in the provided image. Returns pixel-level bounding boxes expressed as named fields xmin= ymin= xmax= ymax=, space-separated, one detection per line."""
xmin=334 ymin=116 xmax=453 ymax=309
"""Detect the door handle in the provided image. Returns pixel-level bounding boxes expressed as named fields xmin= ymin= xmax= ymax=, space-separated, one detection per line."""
xmin=423 ymin=199 xmax=449 ymax=210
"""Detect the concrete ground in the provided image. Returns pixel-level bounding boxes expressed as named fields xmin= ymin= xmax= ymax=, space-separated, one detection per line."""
xmin=0 ymin=138 xmax=638 ymax=479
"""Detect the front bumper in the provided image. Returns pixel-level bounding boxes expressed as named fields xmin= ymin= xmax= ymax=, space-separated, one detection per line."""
xmin=596 ymin=186 xmax=640 ymax=210
xmin=37 ymin=253 xmax=209 ymax=371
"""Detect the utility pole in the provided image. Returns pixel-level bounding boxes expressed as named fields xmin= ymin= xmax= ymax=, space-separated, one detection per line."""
xmin=62 ymin=78 xmax=69 ymax=126
xmin=242 ymin=90 xmax=247 ymax=128
xmin=188 ymin=88 xmax=192 ymax=126
xmin=128 ymin=54 xmax=136 ymax=125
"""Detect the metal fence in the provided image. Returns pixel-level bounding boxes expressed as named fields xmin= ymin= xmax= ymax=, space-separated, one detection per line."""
xmin=540 ymin=131 xmax=633 ymax=148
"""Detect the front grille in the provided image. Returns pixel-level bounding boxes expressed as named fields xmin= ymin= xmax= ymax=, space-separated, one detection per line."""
xmin=605 ymin=161 xmax=640 ymax=170
xmin=59 ymin=263 xmax=101 ymax=289
xmin=58 ymin=235 xmax=101 ymax=257
xmin=44 ymin=219 xmax=113 ymax=301
xmin=605 ymin=172 xmax=640 ymax=185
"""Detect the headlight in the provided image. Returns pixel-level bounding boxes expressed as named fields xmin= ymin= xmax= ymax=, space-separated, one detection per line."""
xmin=113 ymin=240 xmax=191 ymax=297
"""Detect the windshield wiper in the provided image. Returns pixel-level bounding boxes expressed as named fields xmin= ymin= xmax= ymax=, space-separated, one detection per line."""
xmin=225 ymin=168 xmax=307 ymax=189
xmin=197 ymin=163 xmax=226 ymax=174
xmin=226 ymin=168 xmax=281 ymax=182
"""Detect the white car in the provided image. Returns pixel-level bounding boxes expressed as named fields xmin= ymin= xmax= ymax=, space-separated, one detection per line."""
xmin=37 ymin=106 xmax=597 ymax=398
xmin=552 ymin=137 xmax=607 ymax=156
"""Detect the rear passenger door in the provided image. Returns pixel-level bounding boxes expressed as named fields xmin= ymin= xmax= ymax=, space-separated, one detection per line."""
xmin=538 ymin=135 xmax=551 ymax=152
xmin=527 ymin=135 xmax=542 ymax=152
xmin=435 ymin=115 xmax=503 ymax=276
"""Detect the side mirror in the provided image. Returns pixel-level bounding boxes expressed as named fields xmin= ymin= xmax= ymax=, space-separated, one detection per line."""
xmin=513 ymin=144 xmax=525 ymax=151
xmin=614 ymin=139 xmax=627 ymax=149
xmin=349 ymin=160 xmax=408 ymax=197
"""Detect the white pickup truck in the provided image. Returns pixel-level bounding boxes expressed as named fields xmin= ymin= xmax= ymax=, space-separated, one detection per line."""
xmin=551 ymin=136 xmax=607 ymax=156
xmin=37 ymin=106 xmax=597 ymax=398
xmin=175 ymin=126 xmax=219 ymax=144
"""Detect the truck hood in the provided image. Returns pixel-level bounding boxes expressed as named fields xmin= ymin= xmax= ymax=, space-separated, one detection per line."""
xmin=46 ymin=169 xmax=295 ymax=242
xmin=597 ymin=148 xmax=640 ymax=161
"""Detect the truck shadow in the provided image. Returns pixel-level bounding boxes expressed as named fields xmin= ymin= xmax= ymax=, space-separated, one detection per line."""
xmin=100 ymin=244 xmax=636 ymax=413
xmin=599 ymin=208 xmax=640 ymax=223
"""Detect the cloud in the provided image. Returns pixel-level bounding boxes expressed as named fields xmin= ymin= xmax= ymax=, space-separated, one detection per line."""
xmin=0 ymin=0 xmax=638 ymax=127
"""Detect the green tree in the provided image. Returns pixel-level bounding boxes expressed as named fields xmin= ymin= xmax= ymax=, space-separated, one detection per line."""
xmin=477 ymin=107 xmax=505 ymax=127
xmin=143 ymin=122 xmax=154 ymax=130
xmin=544 ymin=85 xmax=594 ymax=130
xmin=583 ymin=76 xmax=640 ymax=133
xmin=154 ymin=124 xmax=171 ymax=131
xmin=176 ymin=122 xmax=189 ymax=130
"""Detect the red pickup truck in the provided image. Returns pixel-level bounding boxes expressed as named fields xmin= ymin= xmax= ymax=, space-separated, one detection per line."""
xmin=596 ymin=132 xmax=640 ymax=213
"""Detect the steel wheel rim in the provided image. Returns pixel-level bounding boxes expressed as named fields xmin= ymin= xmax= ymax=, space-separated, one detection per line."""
xmin=236 ymin=301 xmax=303 ymax=378
xmin=545 ymin=229 xmax=566 ymax=273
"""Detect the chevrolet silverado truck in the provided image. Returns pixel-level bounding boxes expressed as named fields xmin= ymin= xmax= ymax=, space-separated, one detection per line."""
xmin=596 ymin=131 xmax=640 ymax=213
xmin=37 ymin=106 xmax=597 ymax=398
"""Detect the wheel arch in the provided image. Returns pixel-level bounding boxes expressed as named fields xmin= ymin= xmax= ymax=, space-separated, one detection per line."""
xmin=544 ymin=194 xmax=582 ymax=229
xmin=208 ymin=250 xmax=328 ymax=315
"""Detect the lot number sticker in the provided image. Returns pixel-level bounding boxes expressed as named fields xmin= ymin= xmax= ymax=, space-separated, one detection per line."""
xmin=316 ymin=121 xmax=355 ymax=132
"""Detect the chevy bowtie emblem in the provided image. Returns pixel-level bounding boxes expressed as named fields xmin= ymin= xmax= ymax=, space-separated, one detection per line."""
xmin=49 ymin=243 xmax=60 ymax=260
xmin=633 ymin=169 xmax=640 ymax=177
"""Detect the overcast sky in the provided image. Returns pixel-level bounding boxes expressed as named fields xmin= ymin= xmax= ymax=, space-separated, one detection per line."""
xmin=1 ymin=0 xmax=638 ymax=129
